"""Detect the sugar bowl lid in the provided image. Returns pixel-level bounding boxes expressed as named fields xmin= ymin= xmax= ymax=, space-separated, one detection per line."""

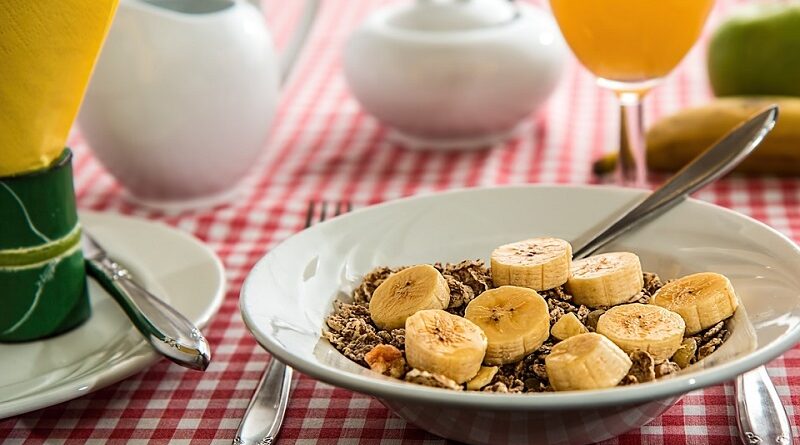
xmin=386 ymin=0 xmax=518 ymax=31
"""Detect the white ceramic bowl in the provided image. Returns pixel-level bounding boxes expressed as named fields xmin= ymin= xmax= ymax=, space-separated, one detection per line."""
xmin=343 ymin=4 xmax=566 ymax=150
xmin=240 ymin=185 xmax=800 ymax=445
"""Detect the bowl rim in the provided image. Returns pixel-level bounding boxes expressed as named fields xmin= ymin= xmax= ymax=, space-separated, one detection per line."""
xmin=240 ymin=184 xmax=800 ymax=409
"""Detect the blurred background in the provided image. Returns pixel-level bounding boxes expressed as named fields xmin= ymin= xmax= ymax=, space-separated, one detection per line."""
xmin=70 ymin=0 xmax=733 ymax=208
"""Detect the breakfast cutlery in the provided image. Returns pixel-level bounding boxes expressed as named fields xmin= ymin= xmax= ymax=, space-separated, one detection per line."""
xmin=82 ymin=231 xmax=211 ymax=371
xmin=571 ymin=105 xmax=792 ymax=445
xmin=233 ymin=201 xmax=352 ymax=445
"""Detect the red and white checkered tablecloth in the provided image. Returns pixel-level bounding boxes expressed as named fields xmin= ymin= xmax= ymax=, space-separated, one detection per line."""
xmin=2 ymin=0 xmax=799 ymax=443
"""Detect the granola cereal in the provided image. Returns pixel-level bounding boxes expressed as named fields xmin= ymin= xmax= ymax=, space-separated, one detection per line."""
xmin=324 ymin=300 xmax=404 ymax=365
xmin=585 ymin=309 xmax=606 ymax=331
xmin=655 ymin=361 xmax=681 ymax=378
xmin=323 ymin=261 xmax=735 ymax=393
xmin=352 ymin=266 xmax=398 ymax=304
xmin=405 ymin=369 xmax=463 ymax=391
xmin=435 ymin=260 xmax=493 ymax=315
xmin=365 ymin=344 xmax=407 ymax=379
xmin=625 ymin=351 xmax=656 ymax=384
xmin=642 ymin=272 xmax=663 ymax=296
xmin=686 ymin=321 xmax=731 ymax=362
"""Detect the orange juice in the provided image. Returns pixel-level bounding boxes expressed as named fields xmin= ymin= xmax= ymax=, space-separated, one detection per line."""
xmin=549 ymin=0 xmax=714 ymax=84
xmin=0 ymin=0 xmax=119 ymax=176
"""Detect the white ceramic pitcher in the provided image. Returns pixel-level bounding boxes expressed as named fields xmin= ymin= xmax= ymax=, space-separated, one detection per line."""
xmin=78 ymin=0 xmax=318 ymax=210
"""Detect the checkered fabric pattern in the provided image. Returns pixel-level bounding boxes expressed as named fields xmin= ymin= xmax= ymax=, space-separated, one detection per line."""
xmin=2 ymin=0 xmax=799 ymax=443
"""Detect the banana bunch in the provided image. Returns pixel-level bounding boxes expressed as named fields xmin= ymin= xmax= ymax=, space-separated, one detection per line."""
xmin=592 ymin=97 xmax=800 ymax=176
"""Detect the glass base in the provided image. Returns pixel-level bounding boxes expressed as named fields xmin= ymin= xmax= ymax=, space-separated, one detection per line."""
xmin=597 ymin=77 xmax=662 ymax=97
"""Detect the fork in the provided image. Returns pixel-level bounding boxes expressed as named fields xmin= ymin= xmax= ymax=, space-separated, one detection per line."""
xmin=233 ymin=201 xmax=352 ymax=445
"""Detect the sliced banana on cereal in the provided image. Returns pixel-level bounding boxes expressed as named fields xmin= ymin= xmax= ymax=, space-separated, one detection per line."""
xmin=490 ymin=237 xmax=572 ymax=291
xmin=404 ymin=309 xmax=487 ymax=384
xmin=651 ymin=272 xmax=738 ymax=335
xmin=550 ymin=312 xmax=588 ymax=341
xmin=464 ymin=286 xmax=550 ymax=365
xmin=545 ymin=333 xmax=632 ymax=391
xmin=369 ymin=264 xmax=450 ymax=330
xmin=466 ymin=366 xmax=499 ymax=391
xmin=596 ymin=303 xmax=686 ymax=362
xmin=566 ymin=252 xmax=644 ymax=308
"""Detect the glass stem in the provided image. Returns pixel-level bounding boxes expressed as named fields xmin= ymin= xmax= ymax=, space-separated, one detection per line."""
xmin=617 ymin=91 xmax=647 ymax=187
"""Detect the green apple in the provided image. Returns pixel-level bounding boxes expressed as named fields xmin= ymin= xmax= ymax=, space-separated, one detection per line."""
xmin=708 ymin=4 xmax=800 ymax=97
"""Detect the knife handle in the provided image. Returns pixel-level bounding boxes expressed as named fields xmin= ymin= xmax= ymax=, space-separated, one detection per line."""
xmin=85 ymin=257 xmax=211 ymax=371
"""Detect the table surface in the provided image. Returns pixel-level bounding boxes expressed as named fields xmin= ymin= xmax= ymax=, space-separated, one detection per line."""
xmin=2 ymin=0 xmax=799 ymax=443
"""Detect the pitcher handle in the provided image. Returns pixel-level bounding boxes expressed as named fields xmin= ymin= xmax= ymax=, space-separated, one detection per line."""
xmin=249 ymin=0 xmax=320 ymax=86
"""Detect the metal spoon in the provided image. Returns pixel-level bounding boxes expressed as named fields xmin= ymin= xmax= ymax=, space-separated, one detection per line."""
xmin=572 ymin=105 xmax=792 ymax=445
xmin=573 ymin=105 xmax=777 ymax=258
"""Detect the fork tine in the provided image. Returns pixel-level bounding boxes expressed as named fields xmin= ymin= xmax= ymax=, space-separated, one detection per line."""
xmin=306 ymin=201 xmax=352 ymax=229
xmin=304 ymin=201 xmax=316 ymax=229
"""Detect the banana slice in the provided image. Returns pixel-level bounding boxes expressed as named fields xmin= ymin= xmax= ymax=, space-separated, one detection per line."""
xmin=404 ymin=309 xmax=487 ymax=384
xmin=566 ymin=252 xmax=644 ymax=308
xmin=651 ymin=272 xmax=738 ymax=335
xmin=596 ymin=303 xmax=685 ymax=362
xmin=551 ymin=312 xmax=588 ymax=341
xmin=491 ymin=237 xmax=572 ymax=291
xmin=464 ymin=286 xmax=550 ymax=365
xmin=545 ymin=333 xmax=632 ymax=391
xmin=369 ymin=264 xmax=451 ymax=330
xmin=466 ymin=366 xmax=499 ymax=391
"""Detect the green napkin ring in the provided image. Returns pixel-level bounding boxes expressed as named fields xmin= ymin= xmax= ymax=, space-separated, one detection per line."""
xmin=0 ymin=149 xmax=90 ymax=341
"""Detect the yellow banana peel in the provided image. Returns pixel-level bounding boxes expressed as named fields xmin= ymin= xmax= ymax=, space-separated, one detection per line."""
xmin=594 ymin=97 xmax=800 ymax=176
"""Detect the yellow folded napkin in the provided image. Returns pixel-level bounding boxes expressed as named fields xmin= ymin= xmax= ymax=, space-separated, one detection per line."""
xmin=0 ymin=0 xmax=119 ymax=177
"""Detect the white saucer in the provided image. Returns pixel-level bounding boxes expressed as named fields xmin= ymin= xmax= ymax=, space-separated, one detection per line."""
xmin=0 ymin=211 xmax=225 ymax=419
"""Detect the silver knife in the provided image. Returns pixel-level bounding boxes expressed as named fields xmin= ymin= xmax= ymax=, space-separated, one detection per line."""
xmin=82 ymin=230 xmax=211 ymax=371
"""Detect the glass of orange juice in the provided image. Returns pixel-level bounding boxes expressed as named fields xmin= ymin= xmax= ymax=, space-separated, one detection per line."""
xmin=549 ymin=0 xmax=715 ymax=186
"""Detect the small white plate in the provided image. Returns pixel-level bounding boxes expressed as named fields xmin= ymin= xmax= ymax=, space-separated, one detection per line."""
xmin=0 ymin=211 xmax=225 ymax=419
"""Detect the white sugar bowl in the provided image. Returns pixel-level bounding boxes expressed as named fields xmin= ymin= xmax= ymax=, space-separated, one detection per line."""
xmin=343 ymin=0 xmax=567 ymax=150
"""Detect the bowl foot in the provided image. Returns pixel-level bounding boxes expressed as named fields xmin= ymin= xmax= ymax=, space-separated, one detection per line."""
xmin=122 ymin=183 xmax=244 ymax=213
xmin=388 ymin=125 xmax=524 ymax=151
xmin=381 ymin=395 xmax=681 ymax=445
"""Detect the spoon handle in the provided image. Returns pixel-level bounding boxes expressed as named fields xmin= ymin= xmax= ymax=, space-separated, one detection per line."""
xmin=572 ymin=105 xmax=778 ymax=259
xmin=85 ymin=256 xmax=211 ymax=371
xmin=736 ymin=366 xmax=794 ymax=445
